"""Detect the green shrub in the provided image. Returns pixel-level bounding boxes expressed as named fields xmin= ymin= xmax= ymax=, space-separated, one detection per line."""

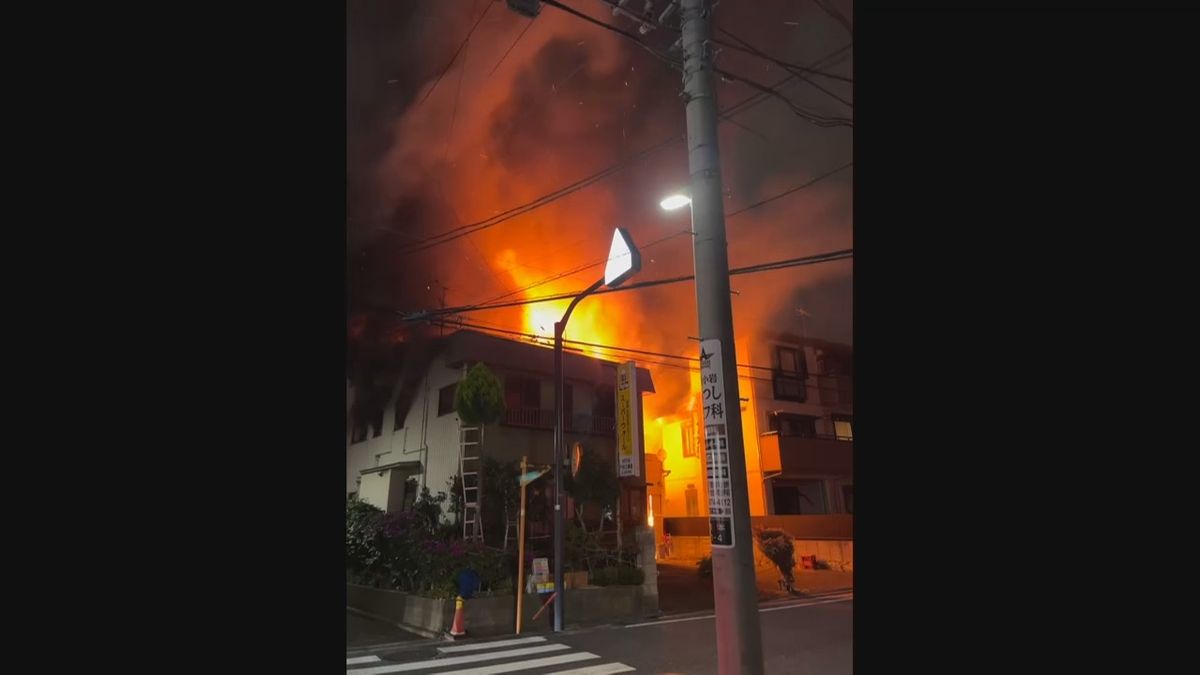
xmin=617 ymin=566 xmax=645 ymax=585
xmin=454 ymin=363 xmax=506 ymax=425
xmin=697 ymin=555 xmax=713 ymax=578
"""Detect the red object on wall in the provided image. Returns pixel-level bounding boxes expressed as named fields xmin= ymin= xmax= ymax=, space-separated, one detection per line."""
xmin=801 ymin=555 xmax=816 ymax=570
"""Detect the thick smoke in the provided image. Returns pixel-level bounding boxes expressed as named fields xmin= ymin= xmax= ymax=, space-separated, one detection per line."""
xmin=348 ymin=0 xmax=853 ymax=421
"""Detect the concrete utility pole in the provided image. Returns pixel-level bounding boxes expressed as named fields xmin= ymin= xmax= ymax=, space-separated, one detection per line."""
xmin=679 ymin=1 xmax=765 ymax=673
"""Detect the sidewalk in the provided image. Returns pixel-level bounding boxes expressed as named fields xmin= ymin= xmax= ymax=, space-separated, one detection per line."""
xmin=346 ymin=610 xmax=425 ymax=650
xmin=656 ymin=559 xmax=853 ymax=614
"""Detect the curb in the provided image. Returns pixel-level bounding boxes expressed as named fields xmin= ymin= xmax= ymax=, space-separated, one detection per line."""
xmin=346 ymin=605 xmax=441 ymax=643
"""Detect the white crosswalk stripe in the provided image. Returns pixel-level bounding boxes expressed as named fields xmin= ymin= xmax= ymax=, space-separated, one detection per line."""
xmin=437 ymin=636 xmax=548 ymax=654
xmin=348 ymin=636 xmax=635 ymax=674
xmin=544 ymin=664 xmax=636 ymax=675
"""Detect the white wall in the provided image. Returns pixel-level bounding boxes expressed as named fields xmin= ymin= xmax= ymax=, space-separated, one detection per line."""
xmin=346 ymin=355 xmax=466 ymax=501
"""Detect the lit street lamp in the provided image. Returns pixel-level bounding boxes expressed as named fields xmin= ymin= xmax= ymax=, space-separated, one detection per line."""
xmin=659 ymin=193 xmax=692 ymax=211
xmin=551 ymin=227 xmax=641 ymax=632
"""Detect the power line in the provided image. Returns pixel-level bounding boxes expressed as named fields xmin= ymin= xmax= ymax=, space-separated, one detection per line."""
xmin=721 ymin=44 xmax=852 ymax=118
xmin=473 ymin=228 xmax=691 ymax=306
xmin=456 ymin=156 xmax=850 ymax=313
xmin=400 ymin=247 xmax=853 ymax=319
xmin=488 ymin=14 xmax=536 ymax=77
xmin=810 ymin=0 xmax=853 ymax=35
xmin=417 ymin=1 xmax=494 ymax=107
xmin=433 ymin=318 xmax=838 ymax=388
xmin=396 ymin=133 xmax=684 ymax=255
xmin=712 ymin=64 xmax=852 ymax=128
xmin=445 ymin=0 xmax=487 ymax=165
xmin=594 ymin=0 xmax=852 ymax=85
xmin=727 ymin=161 xmax=853 ymax=219
xmin=714 ymin=26 xmax=852 ymax=109
xmin=542 ymin=0 xmax=850 ymax=127
xmin=540 ymin=0 xmax=682 ymax=71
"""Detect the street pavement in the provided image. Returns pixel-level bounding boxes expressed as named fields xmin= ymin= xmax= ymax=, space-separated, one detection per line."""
xmin=346 ymin=590 xmax=852 ymax=674
xmin=347 ymin=611 xmax=426 ymax=650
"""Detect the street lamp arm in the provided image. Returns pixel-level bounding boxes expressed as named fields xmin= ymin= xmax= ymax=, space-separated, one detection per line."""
xmin=558 ymin=276 xmax=605 ymax=328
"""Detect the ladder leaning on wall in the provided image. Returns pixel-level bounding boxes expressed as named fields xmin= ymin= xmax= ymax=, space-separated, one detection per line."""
xmin=459 ymin=424 xmax=484 ymax=542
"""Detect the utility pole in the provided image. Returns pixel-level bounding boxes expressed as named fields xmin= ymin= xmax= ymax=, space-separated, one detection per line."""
xmin=680 ymin=1 xmax=765 ymax=673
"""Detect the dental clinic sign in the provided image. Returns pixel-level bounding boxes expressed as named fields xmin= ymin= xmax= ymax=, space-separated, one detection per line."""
xmin=700 ymin=339 xmax=734 ymax=548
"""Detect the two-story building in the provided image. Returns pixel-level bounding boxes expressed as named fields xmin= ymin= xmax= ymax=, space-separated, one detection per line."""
xmin=752 ymin=333 xmax=853 ymax=517
xmin=657 ymin=333 xmax=853 ymax=564
xmin=346 ymin=329 xmax=656 ymax=537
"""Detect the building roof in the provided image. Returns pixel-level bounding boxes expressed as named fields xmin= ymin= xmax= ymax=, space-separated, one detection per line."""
xmin=365 ymin=329 xmax=656 ymax=427
xmin=762 ymin=331 xmax=853 ymax=355
xmin=441 ymin=329 xmax=656 ymax=394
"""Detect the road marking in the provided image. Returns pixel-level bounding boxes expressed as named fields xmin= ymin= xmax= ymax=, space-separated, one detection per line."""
xmin=348 ymin=655 xmax=383 ymax=665
xmin=760 ymin=596 xmax=853 ymax=613
xmin=427 ymin=651 xmax=598 ymax=674
xmin=438 ymin=636 xmax=548 ymax=654
xmin=545 ymin=663 xmax=636 ymax=675
xmin=346 ymin=644 xmax=569 ymax=674
xmin=625 ymin=593 xmax=854 ymax=628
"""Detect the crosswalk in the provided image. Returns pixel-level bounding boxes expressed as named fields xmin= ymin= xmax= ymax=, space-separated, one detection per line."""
xmin=347 ymin=636 xmax=634 ymax=675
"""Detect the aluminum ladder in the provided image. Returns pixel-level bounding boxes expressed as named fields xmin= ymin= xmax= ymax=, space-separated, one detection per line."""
xmin=459 ymin=424 xmax=484 ymax=542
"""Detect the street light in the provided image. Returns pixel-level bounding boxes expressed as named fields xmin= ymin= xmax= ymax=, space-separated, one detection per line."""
xmin=659 ymin=193 xmax=692 ymax=211
xmin=551 ymin=227 xmax=641 ymax=632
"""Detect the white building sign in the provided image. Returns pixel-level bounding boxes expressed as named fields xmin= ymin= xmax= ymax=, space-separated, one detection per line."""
xmin=700 ymin=339 xmax=734 ymax=548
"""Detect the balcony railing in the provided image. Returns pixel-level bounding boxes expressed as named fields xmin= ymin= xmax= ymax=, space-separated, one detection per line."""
xmin=769 ymin=373 xmax=853 ymax=407
xmin=502 ymin=407 xmax=616 ymax=436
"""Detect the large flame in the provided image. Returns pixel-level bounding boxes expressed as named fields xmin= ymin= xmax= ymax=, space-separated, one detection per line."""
xmin=362 ymin=3 xmax=852 ymax=522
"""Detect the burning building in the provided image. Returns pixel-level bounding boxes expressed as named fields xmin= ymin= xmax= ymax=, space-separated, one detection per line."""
xmin=346 ymin=328 xmax=655 ymax=537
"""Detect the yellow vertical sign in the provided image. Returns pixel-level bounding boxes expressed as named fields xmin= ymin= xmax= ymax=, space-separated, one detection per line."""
xmin=616 ymin=361 xmax=640 ymax=477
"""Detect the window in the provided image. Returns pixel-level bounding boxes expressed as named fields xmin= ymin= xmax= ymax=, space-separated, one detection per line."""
xmin=768 ymin=412 xmax=818 ymax=438
xmin=504 ymin=375 xmax=541 ymax=410
xmin=842 ymin=485 xmax=853 ymax=514
xmin=682 ymin=421 xmax=699 ymax=458
xmin=351 ymin=418 xmax=368 ymax=443
xmin=772 ymin=479 xmax=828 ymax=515
xmin=437 ymin=384 xmax=457 ymax=417
xmin=685 ymin=484 xmax=699 ymax=517
xmin=772 ymin=346 xmax=808 ymax=401
xmin=819 ymin=352 xmax=850 ymax=376
xmin=594 ymin=384 xmax=615 ymax=418
xmin=371 ymin=408 xmax=384 ymax=438
xmin=832 ymin=414 xmax=853 ymax=441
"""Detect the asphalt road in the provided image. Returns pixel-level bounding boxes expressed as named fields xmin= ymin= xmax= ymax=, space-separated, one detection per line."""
xmin=347 ymin=591 xmax=852 ymax=674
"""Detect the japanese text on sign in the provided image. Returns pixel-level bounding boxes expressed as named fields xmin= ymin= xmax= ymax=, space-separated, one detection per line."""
xmin=700 ymin=339 xmax=734 ymax=548
xmin=616 ymin=361 xmax=641 ymax=477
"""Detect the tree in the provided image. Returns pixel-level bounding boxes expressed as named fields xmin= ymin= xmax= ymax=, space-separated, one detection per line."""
xmin=565 ymin=444 xmax=619 ymax=533
xmin=454 ymin=362 xmax=506 ymax=425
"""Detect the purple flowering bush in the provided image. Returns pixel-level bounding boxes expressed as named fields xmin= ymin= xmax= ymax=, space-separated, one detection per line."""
xmin=346 ymin=497 xmax=511 ymax=597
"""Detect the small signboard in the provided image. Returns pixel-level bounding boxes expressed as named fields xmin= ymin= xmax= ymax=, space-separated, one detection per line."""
xmin=616 ymin=361 xmax=641 ymax=477
xmin=700 ymin=339 xmax=734 ymax=548
xmin=532 ymin=557 xmax=554 ymax=594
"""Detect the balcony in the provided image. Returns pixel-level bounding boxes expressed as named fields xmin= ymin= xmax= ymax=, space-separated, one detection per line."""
xmin=502 ymin=407 xmax=615 ymax=436
xmin=761 ymin=431 xmax=853 ymax=476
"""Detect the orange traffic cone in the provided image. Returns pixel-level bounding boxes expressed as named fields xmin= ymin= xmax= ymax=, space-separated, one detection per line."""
xmin=448 ymin=595 xmax=467 ymax=638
